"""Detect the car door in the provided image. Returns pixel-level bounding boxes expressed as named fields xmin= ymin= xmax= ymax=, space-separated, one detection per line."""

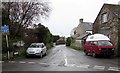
xmin=87 ymin=41 xmax=93 ymax=53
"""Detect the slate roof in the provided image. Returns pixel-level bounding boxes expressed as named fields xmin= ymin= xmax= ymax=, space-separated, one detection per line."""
xmin=82 ymin=22 xmax=92 ymax=31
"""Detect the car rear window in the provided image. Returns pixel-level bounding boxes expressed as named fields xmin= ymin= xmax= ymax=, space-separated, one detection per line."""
xmin=29 ymin=44 xmax=42 ymax=48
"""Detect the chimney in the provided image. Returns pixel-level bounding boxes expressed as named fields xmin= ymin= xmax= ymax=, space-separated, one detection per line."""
xmin=118 ymin=1 xmax=120 ymax=5
xmin=79 ymin=18 xmax=83 ymax=24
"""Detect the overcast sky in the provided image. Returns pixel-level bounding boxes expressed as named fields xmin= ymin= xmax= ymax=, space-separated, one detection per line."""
xmin=41 ymin=0 xmax=120 ymax=37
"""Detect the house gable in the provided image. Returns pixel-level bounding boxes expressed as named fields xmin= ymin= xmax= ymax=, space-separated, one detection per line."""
xmin=93 ymin=4 xmax=119 ymax=34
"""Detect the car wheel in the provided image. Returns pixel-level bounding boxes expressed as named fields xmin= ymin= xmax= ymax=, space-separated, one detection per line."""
xmin=45 ymin=52 xmax=47 ymax=56
xmin=40 ymin=52 xmax=43 ymax=58
xmin=106 ymin=55 xmax=112 ymax=58
xmin=84 ymin=50 xmax=88 ymax=56
xmin=85 ymin=52 xmax=88 ymax=56
xmin=92 ymin=52 xmax=97 ymax=58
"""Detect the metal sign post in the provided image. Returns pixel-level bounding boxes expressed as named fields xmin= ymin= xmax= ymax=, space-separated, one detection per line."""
xmin=6 ymin=35 xmax=9 ymax=59
xmin=1 ymin=25 xmax=10 ymax=60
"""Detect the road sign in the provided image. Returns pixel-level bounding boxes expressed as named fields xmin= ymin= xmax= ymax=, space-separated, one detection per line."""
xmin=1 ymin=25 xmax=9 ymax=35
xmin=1 ymin=25 xmax=9 ymax=33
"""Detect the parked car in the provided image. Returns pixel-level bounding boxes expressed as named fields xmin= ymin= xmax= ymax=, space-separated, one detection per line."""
xmin=26 ymin=43 xmax=47 ymax=57
xmin=84 ymin=34 xmax=115 ymax=57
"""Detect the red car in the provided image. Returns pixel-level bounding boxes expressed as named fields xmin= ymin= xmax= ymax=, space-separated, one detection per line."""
xmin=84 ymin=34 xmax=115 ymax=57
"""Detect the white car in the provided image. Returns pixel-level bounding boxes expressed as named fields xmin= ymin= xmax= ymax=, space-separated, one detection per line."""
xmin=26 ymin=43 xmax=47 ymax=57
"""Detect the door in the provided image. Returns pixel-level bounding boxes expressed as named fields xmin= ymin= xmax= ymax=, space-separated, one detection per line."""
xmin=91 ymin=41 xmax=98 ymax=54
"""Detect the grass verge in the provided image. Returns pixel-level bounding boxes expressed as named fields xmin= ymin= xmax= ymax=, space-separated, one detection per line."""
xmin=46 ymin=43 xmax=53 ymax=49
xmin=68 ymin=46 xmax=84 ymax=51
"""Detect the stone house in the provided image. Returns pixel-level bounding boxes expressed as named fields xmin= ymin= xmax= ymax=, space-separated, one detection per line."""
xmin=71 ymin=19 xmax=92 ymax=47
xmin=75 ymin=19 xmax=92 ymax=38
xmin=70 ymin=27 xmax=77 ymax=38
xmin=92 ymin=4 xmax=120 ymax=56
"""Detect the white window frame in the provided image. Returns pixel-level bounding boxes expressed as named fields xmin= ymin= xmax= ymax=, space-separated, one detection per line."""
xmin=102 ymin=13 xmax=108 ymax=23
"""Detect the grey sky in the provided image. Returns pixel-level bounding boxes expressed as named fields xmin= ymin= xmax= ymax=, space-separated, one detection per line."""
xmin=41 ymin=0 xmax=120 ymax=37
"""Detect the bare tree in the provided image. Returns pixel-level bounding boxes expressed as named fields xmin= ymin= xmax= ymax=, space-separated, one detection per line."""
xmin=2 ymin=1 xmax=51 ymax=36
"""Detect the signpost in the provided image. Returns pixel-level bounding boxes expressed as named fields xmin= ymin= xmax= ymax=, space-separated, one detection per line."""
xmin=1 ymin=25 xmax=10 ymax=60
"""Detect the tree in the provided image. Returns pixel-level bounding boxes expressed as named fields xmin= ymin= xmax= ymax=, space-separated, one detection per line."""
xmin=66 ymin=37 xmax=74 ymax=46
xmin=2 ymin=1 xmax=51 ymax=55
xmin=23 ymin=23 xmax=53 ymax=48
xmin=52 ymin=35 xmax=60 ymax=43
xmin=23 ymin=28 xmax=39 ymax=47
xmin=36 ymin=23 xmax=52 ymax=44
xmin=2 ymin=1 xmax=51 ymax=37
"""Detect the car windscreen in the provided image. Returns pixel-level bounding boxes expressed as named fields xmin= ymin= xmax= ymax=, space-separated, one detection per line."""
xmin=98 ymin=41 xmax=113 ymax=46
xmin=29 ymin=44 xmax=42 ymax=48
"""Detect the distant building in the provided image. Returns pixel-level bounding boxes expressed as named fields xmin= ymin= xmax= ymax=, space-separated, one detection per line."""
xmin=92 ymin=4 xmax=120 ymax=56
xmin=56 ymin=37 xmax=65 ymax=45
xmin=71 ymin=19 xmax=93 ymax=47
xmin=13 ymin=41 xmax=25 ymax=47
xmin=75 ymin=19 xmax=92 ymax=38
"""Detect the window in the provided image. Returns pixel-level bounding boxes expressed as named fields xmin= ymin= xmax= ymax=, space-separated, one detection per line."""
xmin=74 ymin=30 xmax=76 ymax=34
xmin=86 ymin=31 xmax=92 ymax=34
xmin=88 ymin=41 xmax=92 ymax=45
xmin=93 ymin=41 xmax=98 ymax=46
xmin=101 ymin=13 xmax=108 ymax=23
xmin=98 ymin=41 xmax=113 ymax=46
xmin=30 ymin=44 xmax=43 ymax=48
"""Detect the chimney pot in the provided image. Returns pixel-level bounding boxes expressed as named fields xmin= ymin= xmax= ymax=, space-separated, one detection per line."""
xmin=79 ymin=18 xmax=83 ymax=23
xmin=118 ymin=1 xmax=120 ymax=5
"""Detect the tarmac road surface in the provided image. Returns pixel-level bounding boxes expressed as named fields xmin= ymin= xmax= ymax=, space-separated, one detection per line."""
xmin=2 ymin=45 xmax=120 ymax=71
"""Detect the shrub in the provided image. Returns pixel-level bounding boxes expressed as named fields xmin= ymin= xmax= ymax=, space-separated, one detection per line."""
xmin=66 ymin=37 xmax=74 ymax=46
xmin=46 ymin=43 xmax=53 ymax=49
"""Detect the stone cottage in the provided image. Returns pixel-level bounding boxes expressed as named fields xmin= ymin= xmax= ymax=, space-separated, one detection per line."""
xmin=92 ymin=4 xmax=120 ymax=56
xmin=71 ymin=19 xmax=92 ymax=47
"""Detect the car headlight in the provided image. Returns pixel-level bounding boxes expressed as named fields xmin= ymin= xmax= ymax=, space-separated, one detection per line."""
xmin=99 ymin=48 xmax=101 ymax=50
xmin=112 ymin=48 xmax=115 ymax=50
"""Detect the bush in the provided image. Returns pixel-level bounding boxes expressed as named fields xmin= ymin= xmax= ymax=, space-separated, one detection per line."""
xmin=66 ymin=37 xmax=74 ymax=46
xmin=46 ymin=43 xmax=53 ymax=49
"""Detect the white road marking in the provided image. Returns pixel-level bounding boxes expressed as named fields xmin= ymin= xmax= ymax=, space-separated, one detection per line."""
xmin=64 ymin=53 xmax=68 ymax=66
xmin=66 ymin=64 xmax=76 ymax=67
xmin=77 ymin=64 xmax=90 ymax=68
xmin=19 ymin=61 xmax=26 ymax=64
xmin=0 ymin=61 xmax=3 ymax=63
xmin=108 ymin=67 xmax=120 ymax=71
xmin=64 ymin=58 xmax=68 ymax=66
xmin=28 ymin=62 xmax=36 ymax=64
xmin=93 ymin=65 xmax=105 ymax=70
xmin=39 ymin=63 xmax=47 ymax=65
xmin=8 ymin=61 xmax=15 ymax=63
xmin=4 ymin=60 xmax=120 ymax=72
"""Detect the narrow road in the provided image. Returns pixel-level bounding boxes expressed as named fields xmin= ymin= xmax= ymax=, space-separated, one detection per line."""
xmin=2 ymin=45 xmax=120 ymax=71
